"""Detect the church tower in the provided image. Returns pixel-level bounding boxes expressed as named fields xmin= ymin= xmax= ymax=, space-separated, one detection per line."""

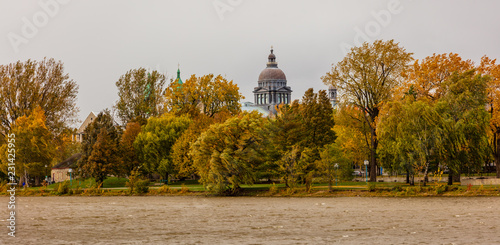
xmin=328 ymin=85 xmax=338 ymax=107
xmin=252 ymin=47 xmax=293 ymax=113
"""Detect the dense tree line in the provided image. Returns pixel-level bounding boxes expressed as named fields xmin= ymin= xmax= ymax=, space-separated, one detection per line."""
xmin=2 ymin=40 xmax=500 ymax=191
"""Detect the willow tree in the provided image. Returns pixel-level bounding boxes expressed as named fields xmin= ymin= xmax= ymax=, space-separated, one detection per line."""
xmin=478 ymin=56 xmax=500 ymax=178
xmin=191 ymin=111 xmax=266 ymax=195
xmin=436 ymin=71 xmax=490 ymax=184
xmin=322 ymin=40 xmax=413 ymax=181
xmin=378 ymin=99 xmax=443 ymax=186
xmin=115 ymin=68 xmax=166 ymax=125
xmin=0 ymin=58 xmax=79 ymax=140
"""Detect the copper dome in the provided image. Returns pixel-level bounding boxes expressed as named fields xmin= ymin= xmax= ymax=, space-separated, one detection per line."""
xmin=258 ymin=67 xmax=287 ymax=81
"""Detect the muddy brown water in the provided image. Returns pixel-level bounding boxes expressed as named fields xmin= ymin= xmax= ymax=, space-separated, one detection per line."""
xmin=1 ymin=196 xmax=499 ymax=244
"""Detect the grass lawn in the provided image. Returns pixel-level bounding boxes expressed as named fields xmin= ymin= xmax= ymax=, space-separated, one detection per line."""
xmin=14 ymin=177 xmax=500 ymax=197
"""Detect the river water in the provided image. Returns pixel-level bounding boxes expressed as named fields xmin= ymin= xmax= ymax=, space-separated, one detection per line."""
xmin=1 ymin=196 xmax=499 ymax=244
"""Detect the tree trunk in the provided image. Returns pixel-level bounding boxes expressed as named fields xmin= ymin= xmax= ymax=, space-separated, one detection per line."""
xmin=369 ymin=135 xmax=378 ymax=182
xmin=35 ymin=176 xmax=40 ymax=186
xmin=448 ymin=172 xmax=453 ymax=185
xmin=24 ymin=169 xmax=29 ymax=188
xmin=406 ymin=170 xmax=410 ymax=184
xmin=452 ymin=170 xmax=461 ymax=183
xmin=328 ymin=179 xmax=332 ymax=192
xmin=496 ymin=134 xmax=500 ymax=178
xmin=423 ymin=162 xmax=430 ymax=186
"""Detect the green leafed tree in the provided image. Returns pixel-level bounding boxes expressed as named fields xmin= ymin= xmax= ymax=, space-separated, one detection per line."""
xmin=319 ymin=143 xmax=351 ymax=192
xmin=134 ymin=113 xmax=192 ymax=180
xmin=436 ymin=70 xmax=491 ymax=184
xmin=190 ymin=111 xmax=266 ymax=195
xmin=115 ymin=68 xmax=166 ymax=125
xmin=377 ymin=98 xmax=444 ymax=185
xmin=322 ymin=39 xmax=413 ymax=182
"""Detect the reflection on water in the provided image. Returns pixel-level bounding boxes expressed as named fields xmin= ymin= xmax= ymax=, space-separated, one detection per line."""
xmin=1 ymin=196 xmax=499 ymax=244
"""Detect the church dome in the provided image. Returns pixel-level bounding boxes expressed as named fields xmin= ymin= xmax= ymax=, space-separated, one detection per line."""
xmin=258 ymin=67 xmax=286 ymax=81
xmin=258 ymin=47 xmax=287 ymax=81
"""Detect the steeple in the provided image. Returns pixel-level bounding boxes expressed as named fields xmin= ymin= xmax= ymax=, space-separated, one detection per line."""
xmin=176 ymin=63 xmax=183 ymax=85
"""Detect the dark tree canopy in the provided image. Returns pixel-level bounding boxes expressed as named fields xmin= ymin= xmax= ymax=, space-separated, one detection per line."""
xmin=78 ymin=109 xmax=121 ymax=183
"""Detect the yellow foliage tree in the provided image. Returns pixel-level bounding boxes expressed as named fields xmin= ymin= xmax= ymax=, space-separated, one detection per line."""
xmin=322 ymin=40 xmax=413 ymax=181
xmin=0 ymin=107 xmax=54 ymax=187
xmin=164 ymin=74 xmax=243 ymax=118
xmin=400 ymin=53 xmax=474 ymax=101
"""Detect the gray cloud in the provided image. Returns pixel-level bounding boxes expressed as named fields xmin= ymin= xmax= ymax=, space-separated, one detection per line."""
xmin=1 ymin=0 xmax=499 ymax=124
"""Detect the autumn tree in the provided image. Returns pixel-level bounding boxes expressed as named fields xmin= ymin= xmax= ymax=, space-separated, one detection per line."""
xmin=115 ymin=68 xmax=166 ymax=125
xmin=322 ymin=40 xmax=413 ymax=181
xmin=332 ymin=105 xmax=371 ymax=171
xmin=0 ymin=107 xmax=54 ymax=187
xmin=0 ymin=58 xmax=79 ymax=140
xmin=134 ymin=114 xmax=191 ymax=180
xmin=436 ymin=71 xmax=490 ymax=184
xmin=258 ymin=101 xmax=299 ymax=183
xmin=478 ymin=56 xmax=500 ymax=178
xmin=79 ymin=110 xmax=121 ymax=182
xmin=400 ymin=53 xmax=474 ymax=101
xmin=87 ymin=128 xmax=120 ymax=185
xmin=190 ymin=111 xmax=266 ymax=195
xmin=319 ymin=143 xmax=351 ymax=192
xmin=298 ymin=89 xmax=336 ymax=150
xmin=119 ymin=122 xmax=142 ymax=176
xmin=170 ymin=113 xmax=228 ymax=180
xmin=377 ymin=99 xmax=444 ymax=186
xmin=164 ymin=74 xmax=243 ymax=118
xmin=52 ymin=128 xmax=81 ymax=165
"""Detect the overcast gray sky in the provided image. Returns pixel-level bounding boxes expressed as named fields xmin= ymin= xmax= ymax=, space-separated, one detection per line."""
xmin=2 ymin=0 xmax=500 ymax=125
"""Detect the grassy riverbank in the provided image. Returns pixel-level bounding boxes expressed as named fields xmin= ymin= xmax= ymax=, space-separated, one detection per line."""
xmin=2 ymin=178 xmax=500 ymax=197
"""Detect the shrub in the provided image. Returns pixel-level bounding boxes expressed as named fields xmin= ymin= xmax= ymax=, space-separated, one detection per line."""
xmin=134 ymin=179 xmax=150 ymax=194
xmin=157 ymin=185 xmax=172 ymax=194
xmin=57 ymin=181 xmax=70 ymax=195
xmin=435 ymin=184 xmax=446 ymax=195
xmin=268 ymin=183 xmax=278 ymax=195
xmin=391 ymin=185 xmax=403 ymax=192
xmin=179 ymin=184 xmax=189 ymax=194
xmin=126 ymin=170 xmax=140 ymax=194
xmin=83 ymin=183 xmax=103 ymax=195
xmin=367 ymin=182 xmax=376 ymax=192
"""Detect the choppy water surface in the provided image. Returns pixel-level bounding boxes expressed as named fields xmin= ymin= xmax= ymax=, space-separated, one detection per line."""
xmin=1 ymin=196 xmax=499 ymax=244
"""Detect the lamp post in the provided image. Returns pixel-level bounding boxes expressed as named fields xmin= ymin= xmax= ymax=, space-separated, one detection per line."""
xmin=364 ymin=160 xmax=369 ymax=182
xmin=45 ymin=164 xmax=48 ymax=181
xmin=68 ymin=168 xmax=73 ymax=187
xmin=334 ymin=163 xmax=339 ymax=186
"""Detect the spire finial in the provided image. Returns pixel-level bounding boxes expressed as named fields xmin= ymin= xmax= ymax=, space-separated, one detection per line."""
xmin=271 ymin=45 xmax=273 ymax=54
